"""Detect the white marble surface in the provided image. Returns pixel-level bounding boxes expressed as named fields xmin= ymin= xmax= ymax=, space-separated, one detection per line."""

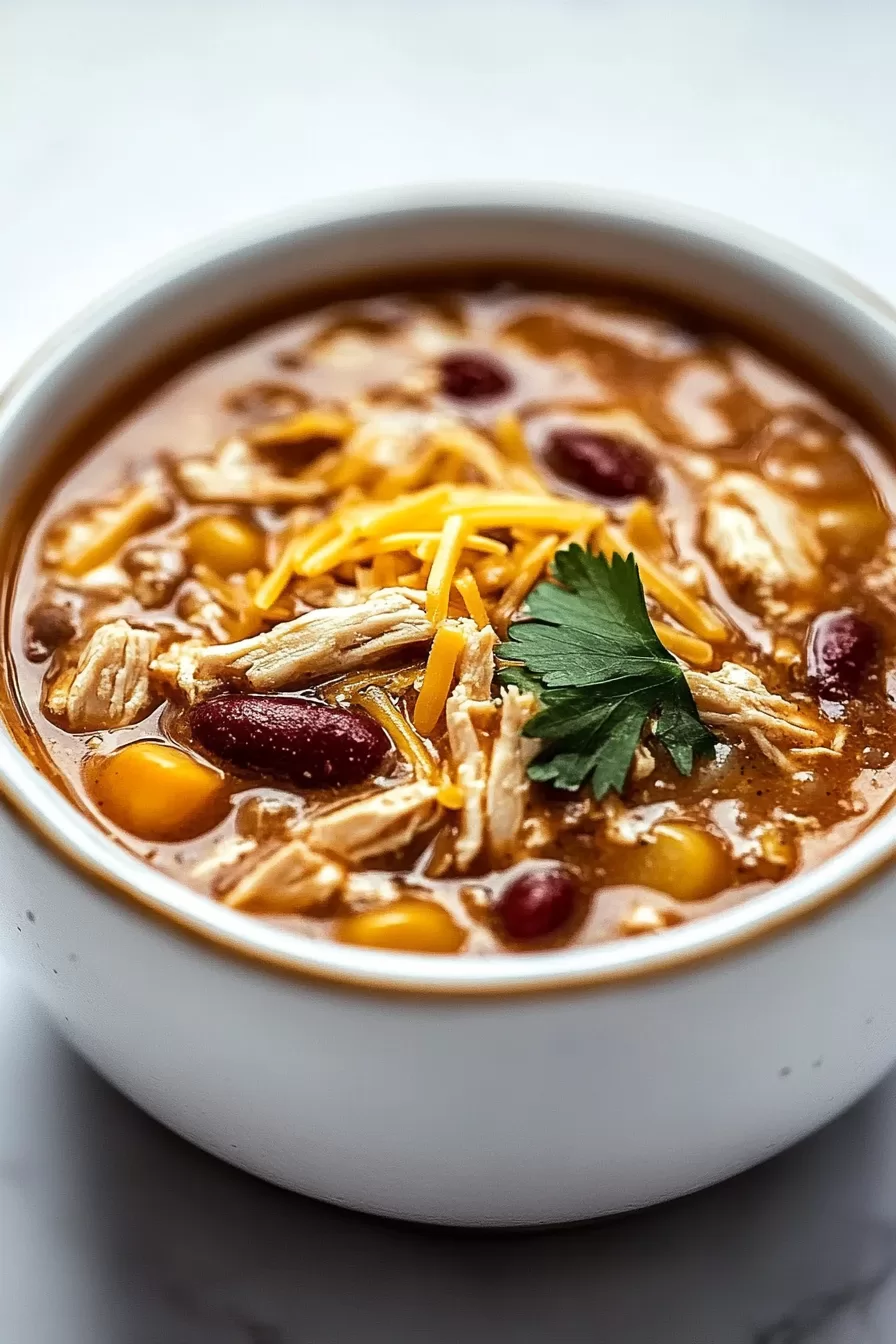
xmin=5 ymin=1 xmax=896 ymax=1338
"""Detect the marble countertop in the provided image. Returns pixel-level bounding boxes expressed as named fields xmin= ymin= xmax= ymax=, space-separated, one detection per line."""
xmin=5 ymin=1 xmax=896 ymax=1339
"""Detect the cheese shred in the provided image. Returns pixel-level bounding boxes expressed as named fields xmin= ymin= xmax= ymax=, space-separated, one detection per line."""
xmin=413 ymin=623 xmax=468 ymax=735
xmin=426 ymin=516 xmax=470 ymax=625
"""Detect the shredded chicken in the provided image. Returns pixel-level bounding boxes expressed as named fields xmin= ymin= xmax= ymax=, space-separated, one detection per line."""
xmin=703 ymin=472 xmax=823 ymax=601
xmin=47 ymin=619 xmax=160 ymax=732
xmin=456 ymin=623 xmax=498 ymax=699
xmin=686 ymin=663 xmax=831 ymax=759
xmin=45 ymin=479 xmax=171 ymax=577
xmin=155 ymin=587 xmax=434 ymax=701
xmin=486 ymin=687 xmax=540 ymax=863
xmin=307 ymin=781 xmax=440 ymax=863
xmin=177 ymin=568 xmax=272 ymax=643
xmin=222 ymin=836 xmax=344 ymax=912
xmin=176 ymin=437 xmax=327 ymax=505
xmin=446 ymin=622 xmax=500 ymax=872
xmin=446 ymin=688 xmax=489 ymax=872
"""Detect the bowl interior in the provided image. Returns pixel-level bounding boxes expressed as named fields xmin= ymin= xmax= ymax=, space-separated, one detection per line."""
xmin=3 ymin=189 xmax=896 ymax=993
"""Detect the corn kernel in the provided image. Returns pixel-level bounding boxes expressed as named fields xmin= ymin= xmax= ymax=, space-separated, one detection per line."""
xmin=625 ymin=822 xmax=731 ymax=903
xmin=187 ymin=515 xmax=266 ymax=576
xmin=87 ymin=741 xmax=225 ymax=842
xmin=337 ymin=898 xmax=465 ymax=953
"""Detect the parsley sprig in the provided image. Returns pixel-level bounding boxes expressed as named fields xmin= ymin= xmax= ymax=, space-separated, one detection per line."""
xmin=498 ymin=546 xmax=716 ymax=801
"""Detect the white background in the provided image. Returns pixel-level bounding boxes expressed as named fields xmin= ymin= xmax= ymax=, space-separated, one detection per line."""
xmin=5 ymin=2 xmax=896 ymax=1341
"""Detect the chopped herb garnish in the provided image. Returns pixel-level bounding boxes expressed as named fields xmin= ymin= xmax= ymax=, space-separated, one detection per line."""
xmin=498 ymin=546 xmax=716 ymax=800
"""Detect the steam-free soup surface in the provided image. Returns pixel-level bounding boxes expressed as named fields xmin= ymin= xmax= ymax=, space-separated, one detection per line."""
xmin=10 ymin=283 xmax=896 ymax=954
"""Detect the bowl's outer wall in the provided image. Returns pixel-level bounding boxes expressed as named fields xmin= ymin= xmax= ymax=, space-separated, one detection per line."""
xmin=3 ymin=195 xmax=896 ymax=1223
xmin=2 ymin=797 xmax=895 ymax=1225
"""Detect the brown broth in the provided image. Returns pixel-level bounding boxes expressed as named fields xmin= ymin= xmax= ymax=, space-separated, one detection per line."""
xmin=7 ymin=280 xmax=896 ymax=954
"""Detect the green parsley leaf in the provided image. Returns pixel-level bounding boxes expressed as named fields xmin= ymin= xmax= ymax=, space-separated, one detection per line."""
xmin=498 ymin=546 xmax=716 ymax=800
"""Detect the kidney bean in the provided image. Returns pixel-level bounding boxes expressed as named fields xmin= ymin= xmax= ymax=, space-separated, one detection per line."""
xmin=439 ymin=351 xmax=513 ymax=401
xmin=190 ymin=695 xmax=390 ymax=787
xmin=545 ymin=428 xmax=658 ymax=499
xmin=806 ymin=609 xmax=878 ymax=703
xmin=496 ymin=868 xmax=577 ymax=941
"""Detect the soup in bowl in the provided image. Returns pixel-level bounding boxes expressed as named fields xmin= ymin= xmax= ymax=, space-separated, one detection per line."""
xmin=12 ymin=279 xmax=896 ymax=954
xmin=3 ymin=192 xmax=896 ymax=1224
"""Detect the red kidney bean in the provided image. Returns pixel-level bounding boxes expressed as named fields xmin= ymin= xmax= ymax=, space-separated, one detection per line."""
xmin=439 ymin=351 xmax=513 ymax=401
xmin=545 ymin=428 xmax=658 ymax=499
xmin=496 ymin=868 xmax=577 ymax=940
xmin=190 ymin=695 xmax=390 ymax=787
xmin=806 ymin=609 xmax=878 ymax=703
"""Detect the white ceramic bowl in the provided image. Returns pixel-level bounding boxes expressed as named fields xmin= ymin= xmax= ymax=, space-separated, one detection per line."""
xmin=3 ymin=188 xmax=896 ymax=1227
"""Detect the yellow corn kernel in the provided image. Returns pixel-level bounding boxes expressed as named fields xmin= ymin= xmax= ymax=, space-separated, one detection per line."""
xmin=454 ymin=569 xmax=490 ymax=628
xmin=187 ymin=515 xmax=266 ymax=576
xmin=87 ymin=742 xmax=225 ymax=842
xmin=436 ymin=778 xmax=465 ymax=809
xmin=625 ymin=823 xmax=732 ymax=903
xmin=414 ymin=624 xmax=467 ymax=735
xmin=354 ymin=685 xmax=438 ymax=782
xmin=652 ymin=621 xmax=715 ymax=668
xmin=337 ymin=898 xmax=466 ymax=954
xmin=247 ymin=409 xmax=353 ymax=448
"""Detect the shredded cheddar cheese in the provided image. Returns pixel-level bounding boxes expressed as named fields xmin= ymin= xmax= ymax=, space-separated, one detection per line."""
xmin=371 ymin=552 xmax=399 ymax=587
xmin=426 ymin=516 xmax=470 ymax=625
xmin=414 ymin=623 xmax=468 ymax=735
xmin=492 ymin=533 xmax=560 ymax=637
xmin=454 ymin=569 xmax=489 ymax=628
xmin=249 ymin=415 xmax=730 ymax=664
xmin=602 ymin=524 xmax=727 ymax=642
xmin=492 ymin=412 xmax=532 ymax=465
xmin=625 ymin=498 xmax=666 ymax=554
xmin=59 ymin=484 xmax=165 ymax=577
xmin=354 ymin=685 xmax=439 ymax=782
xmin=653 ymin=621 xmax=715 ymax=668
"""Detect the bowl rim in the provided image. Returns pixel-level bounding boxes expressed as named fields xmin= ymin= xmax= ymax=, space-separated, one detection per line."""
xmin=4 ymin=181 xmax=896 ymax=997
